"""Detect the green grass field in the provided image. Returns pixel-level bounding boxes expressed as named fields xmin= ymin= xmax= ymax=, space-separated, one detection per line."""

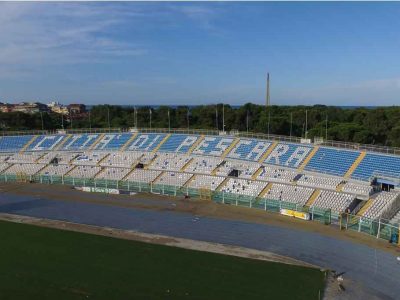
xmin=0 ymin=220 xmax=326 ymax=299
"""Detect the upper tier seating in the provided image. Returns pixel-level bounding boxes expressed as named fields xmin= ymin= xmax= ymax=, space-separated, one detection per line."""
xmin=68 ymin=165 xmax=102 ymax=178
xmin=0 ymin=135 xmax=34 ymax=152
xmin=126 ymin=133 xmax=166 ymax=151
xmin=297 ymin=174 xmax=342 ymax=190
xmin=305 ymin=148 xmax=360 ymax=177
xmin=92 ymin=133 xmax=133 ymax=150
xmin=352 ymin=153 xmax=400 ymax=181
xmin=192 ymin=136 xmax=235 ymax=156
xmin=216 ymin=160 xmax=259 ymax=178
xmin=8 ymin=153 xmax=44 ymax=164
xmin=96 ymin=167 xmax=131 ymax=180
xmin=342 ymin=181 xmax=373 ymax=197
xmin=124 ymin=169 xmax=162 ymax=183
xmin=27 ymin=135 xmax=67 ymax=151
xmin=61 ymin=134 xmax=100 ymax=151
xmin=155 ymin=171 xmax=193 ymax=186
xmin=363 ymin=191 xmax=400 ymax=220
xmin=257 ymin=166 xmax=297 ymax=183
xmin=99 ymin=152 xmax=142 ymax=167
xmin=264 ymin=183 xmax=314 ymax=205
xmin=158 ymin=134 xmax=199 ymax=153
xmin=311 ymin=190 xmax=354 ymax=213
xmin=149 ymin=153 xmax=191 ymax=171
xmin=40 ymin=164 xmax=74 ymax=176
xmin=264 ymin=143 xmax=312 ymax=168
xmin=226 ymin=139 xmax=271 ymax=161
xmin=221 ymin=178 xmax=267 ymax=197
xmin=187 ymin=175 xmax=225 ymax=191
xmin=4 ymin=163 xmax=45 ymax=175
xmin=184 ymin=156 xmax=222 ymax=174
xmin=73 ymin=152 xmax=108 ymax=166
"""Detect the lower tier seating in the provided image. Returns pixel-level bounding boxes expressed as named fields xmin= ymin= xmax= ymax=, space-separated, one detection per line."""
xmin=187 ymin=175 xmax=225 ymax=191
xmin=311 ymin=190 xmax=354 ymax=213
xmin=124 ymin=169 xmax=161 ymax=183
xmin=363 ymin=191 xmax=399 ymax=220
xmin=68 ymin=165 xmax=102 ymax=178
xmin=155 ymin=171 xmax=193 ymax=186
xmin=96 ymin=167 xmax=131 ymax=180
xmin=221 ymin=178 xmax=267 ymax=197
xmin=264 ymin=183 xmax=314 ymax=205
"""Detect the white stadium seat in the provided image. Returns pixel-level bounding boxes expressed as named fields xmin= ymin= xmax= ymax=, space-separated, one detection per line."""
xmin=264 ymin=183 xmax=314 ymax=205
xmin=297 ymin=174 xmax=342 ymax=190
xmin=68 ymin=165 xmax=102 ymax=178
xmin=221 ymin=178 xmax=267 ymax=197
xmin=187 ymin=175 xmax=225 ymax=191
xmin=184 ymin=156 xmax=222 ymax=174
xmin=124 ymin=169 xmax=162 ymax=183
xmin=155 ymin=171 xmax=193 ymax=186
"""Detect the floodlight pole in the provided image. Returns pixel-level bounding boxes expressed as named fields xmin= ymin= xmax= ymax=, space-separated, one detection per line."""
xmin=107 ymin=107 xmax=111 ymax=131
xmin=215 ymin=105 xmax=218 ymax=131
xmin=305 ymin=110 xmax=308 ymax=139
xmin=246 ymin=110 xmax=249 ymax=133
xmin=40 ymin=112 xmax=44 ymax=131
xmin=325 ymin=113 xmax=328 ymax=141
xmin=168 ymin=109 xmax=171 ymax=131
xmin=149 ymin=109 xmax=152 ymax=129
xmin=134 ymin=106 xmax=137 ymax=128
xmin=222 ymin=103 xmax=225 ymax=133
xmin=61 ymin=113 xmax=64 ymax=130
xmin=290 ymin=112 xmax=293 ymax=138
xmin=187 ymin=108 xmax=190 ymax=130
xmin=88 ymin=110 xmax=92 ymax=131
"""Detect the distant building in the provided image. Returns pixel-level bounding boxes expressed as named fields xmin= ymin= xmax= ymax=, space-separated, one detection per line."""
xmin=12 ymin=102 xmax=49 ymax=114
xmin=0 ymin=103 xmax=14 ymax=113
xmin=67 ymin=104 xmax=86 ymax=115
xmin=48 ymin=101 xmax=68 ymax=115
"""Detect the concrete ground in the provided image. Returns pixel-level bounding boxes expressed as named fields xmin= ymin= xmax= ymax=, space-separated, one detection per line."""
xmin=0 ymin=182 xmax=399 ymax=299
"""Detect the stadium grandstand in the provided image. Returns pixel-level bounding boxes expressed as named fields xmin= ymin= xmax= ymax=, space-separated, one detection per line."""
xmin=0 ymin=128 xmax=399 ymax=237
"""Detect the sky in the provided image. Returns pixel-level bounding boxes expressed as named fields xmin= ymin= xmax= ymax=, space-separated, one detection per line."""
xmin=0 ymin=2 xmax=399 ymax=106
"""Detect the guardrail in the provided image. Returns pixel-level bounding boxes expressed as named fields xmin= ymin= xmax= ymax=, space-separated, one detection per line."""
xmin=0 ymin=173 xmax=398 ymax=244
xmin=0 ymin=127 xmax=399 ymax=156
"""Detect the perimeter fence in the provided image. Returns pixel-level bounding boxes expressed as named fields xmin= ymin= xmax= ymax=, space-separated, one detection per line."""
xmin=0 ymin=173 xmax=398 ymax=244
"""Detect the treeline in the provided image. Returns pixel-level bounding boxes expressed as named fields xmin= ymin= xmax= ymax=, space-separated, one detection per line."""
xmin=0 ymin=104 xmax=399 ymax=147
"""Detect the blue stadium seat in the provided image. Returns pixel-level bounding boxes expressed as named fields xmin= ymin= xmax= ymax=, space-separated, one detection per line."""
xmin=126 ymin=133 xmax=167 ymax=152
xmin=61 ymin=134 xmax=100 ymax=151
xmin=158 ymin=134 xmax=199 ymax=153
xmin=264 ymin=143 xmax=312 ymax=168
xmin=93 ymin=133 xmax=133 ymax=150
xmin=305 ymin=147 xmax=360 ymax=176
xmin=192 ymin=136 xmax=234 ymax=156
xmin=0 ymin=135 xmax=34 ymax=152
xmin=227 ymin=139 xmax=271 ymax=161
xmin=352 ymin=153 xmax=400 ymax=181
xmin=27 ymin=135 xmax=67 ymax=151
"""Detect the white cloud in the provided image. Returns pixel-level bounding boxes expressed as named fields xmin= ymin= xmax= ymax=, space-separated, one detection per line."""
xmin=0 ymin=3 xmax=147 ymax=78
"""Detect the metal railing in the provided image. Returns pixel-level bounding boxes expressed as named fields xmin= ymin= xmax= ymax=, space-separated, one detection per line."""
xmin=0 ymin=173 xmax=399 ymax=244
